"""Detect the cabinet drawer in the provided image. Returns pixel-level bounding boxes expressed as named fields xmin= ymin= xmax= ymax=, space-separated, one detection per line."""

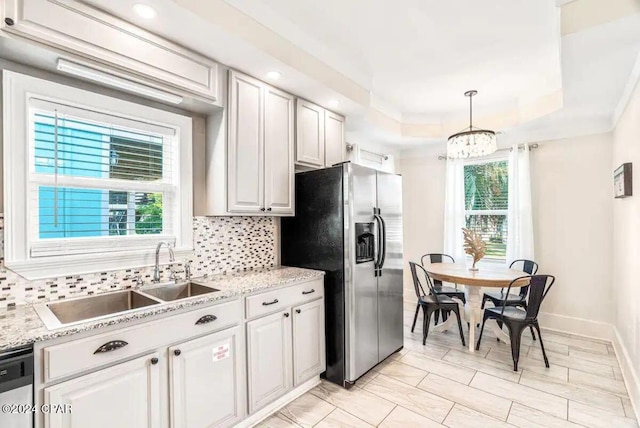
xmin=174 ymin=300 xmax=242 ymax=338
xmin=43 ymin=299 xmax=241 ymax=383
xmin=245 ymin=279 xmax=323 ymax=319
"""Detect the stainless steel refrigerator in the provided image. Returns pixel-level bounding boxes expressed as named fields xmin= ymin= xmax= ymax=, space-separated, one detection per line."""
xmin=281 ymin=162 xmax=403 ymax=387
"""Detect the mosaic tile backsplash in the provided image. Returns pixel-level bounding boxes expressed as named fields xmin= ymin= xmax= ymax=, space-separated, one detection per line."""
xmin=0 ymin=216 xmax=276 ymax=309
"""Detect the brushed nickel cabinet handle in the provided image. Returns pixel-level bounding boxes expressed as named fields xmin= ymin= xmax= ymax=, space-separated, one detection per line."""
xmin=93 ymin=340 xmax=128 ymax=354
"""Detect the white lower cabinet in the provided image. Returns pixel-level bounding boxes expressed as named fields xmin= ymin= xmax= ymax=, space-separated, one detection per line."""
xmin=293 ymin=299 xmax=326 ymax=386
xmin=169 ymin=326 xmax=244 ymax=428
xmin=37 ymin=283 xmax=326 ymax=428
xmin=247 ymin=310 xmax=293 ymax=413
xmin=44 ymin=353 xmax=161 ymax=428
xmin=246 ymin=292 xmax=326 ymax=414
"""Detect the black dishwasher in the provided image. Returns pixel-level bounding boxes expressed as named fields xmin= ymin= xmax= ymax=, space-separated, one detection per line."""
xmin=0 ymin=346 xmax=34 ymax=428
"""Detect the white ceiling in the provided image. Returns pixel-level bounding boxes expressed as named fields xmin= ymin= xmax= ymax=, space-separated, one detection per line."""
xmin=225 ymin=0 xmax=562 ymax=120
xmin=80 ymin=0 xmax=640 ymax=149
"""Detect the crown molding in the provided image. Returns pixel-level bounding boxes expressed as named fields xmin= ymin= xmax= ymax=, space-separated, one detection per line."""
xmin=612 ymin=51 xmax=640 ymax=128
xmin=561 ymin=0 xmax=640 ymax=35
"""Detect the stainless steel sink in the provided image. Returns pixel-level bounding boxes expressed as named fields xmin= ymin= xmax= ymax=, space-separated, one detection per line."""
xmin=34 ymin=290 xmax=161 ymax=329
xmin=139 ymin=281 xmax=220 ymax=302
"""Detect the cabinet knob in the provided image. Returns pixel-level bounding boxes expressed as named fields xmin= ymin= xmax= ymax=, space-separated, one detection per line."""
xmin=174 ymin=349 xmax=182 ymax=356
xmin=296 ymin=309 xmax=301 ymax=314
xmin=284 ymin=312 xmax=290 ymax=318
xmin=267 ymin=207 xmax=272 ymax=211
xmin=150 ymin=357 xmax=159 ymax=365
xmin=260 ymin=208 xmax=266 ymax=212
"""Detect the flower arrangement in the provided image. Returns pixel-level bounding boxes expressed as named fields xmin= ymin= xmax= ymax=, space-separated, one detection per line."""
xmin=462 ymin=228 xmax=486 ymax=271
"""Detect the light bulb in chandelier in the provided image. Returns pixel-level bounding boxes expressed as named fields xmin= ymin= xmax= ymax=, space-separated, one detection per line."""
xmin=447 ymin=90 xmax=497 ymax=159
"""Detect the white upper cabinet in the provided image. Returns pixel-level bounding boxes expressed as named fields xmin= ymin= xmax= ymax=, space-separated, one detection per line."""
xmin=324 ymin=110 xmax=346 ymax=167
xmin=295 ymin=99 xmax=325 ymax=167
xmin=222 ymin=70 xmax=294 ymax=216
xmin=227 ymin=71 xmax=264 ymax=213
xmin=295 ymin=99 xmax=345 ymax=169
xmin=1 ymin=0 xmax=219 ymax=101
xmin=264 ymin=86 xmax=295 ymax=214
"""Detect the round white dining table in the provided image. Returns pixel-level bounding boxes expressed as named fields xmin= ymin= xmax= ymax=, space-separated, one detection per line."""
xmin=423 ymin=263 xmax=530 ymax=353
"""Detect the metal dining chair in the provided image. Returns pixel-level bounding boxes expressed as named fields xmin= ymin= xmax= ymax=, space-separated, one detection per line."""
xmin=420 ymin=253 xmax=466 ymax=325
xmin=409 ymin=261 xmax=466 ymax=346
xmin=476 ymin=274 xmax=555 ymax=371
xmin=481 ymin=259 xmax=539 ymax=340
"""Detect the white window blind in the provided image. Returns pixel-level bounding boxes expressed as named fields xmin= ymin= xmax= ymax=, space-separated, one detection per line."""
xmin=28 ymin=98 xmax=178 ymax=257
xmin=464 ymin=159 xmax=509 ymax=260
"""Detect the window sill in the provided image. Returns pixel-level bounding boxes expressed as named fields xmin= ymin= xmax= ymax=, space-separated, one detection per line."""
xmin=5 ymin=247 xmax=193 ymax=280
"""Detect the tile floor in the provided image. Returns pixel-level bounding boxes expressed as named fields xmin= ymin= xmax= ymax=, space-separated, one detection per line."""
xmin=257 ymin=305 xmax=638 ymax=427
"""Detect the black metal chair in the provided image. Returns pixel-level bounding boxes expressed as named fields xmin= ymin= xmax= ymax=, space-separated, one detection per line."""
xmin=476 ymin=274 xmax=555 ymax=371
xmin=420 ymin=253 xmax=466 ymax=325
xmin=409 ymin=261 xmax=466 ymax=346
xmin=482 ymin=259 xmax=539 ymax=340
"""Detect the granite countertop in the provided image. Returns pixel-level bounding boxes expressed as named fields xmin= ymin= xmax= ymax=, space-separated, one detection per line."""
xmin=0 ymin=266 xmax=324 ymax=352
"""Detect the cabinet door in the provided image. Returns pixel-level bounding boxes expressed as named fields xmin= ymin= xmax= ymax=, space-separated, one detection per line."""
xmin=169 ymin=326 xmax=244 ymax=428
xmin=264 ymin=86 xmax=295 ymax=215
xmin=247 ymin=310 xmax=292 ymax=413
xmin=228 ymin=70 xmax=264 ymax=213
xmin=3 ymin=0 xmax=219 ymax=101
xmin=44 ymin=353 xmax=161 ymax=428
xmin=324 ymin=110 xmax=345 ymax=167
xmin=292 ymin=299 xmax=326 ymax=386
xmin=295 ymin=99 xmax=325 ymax=168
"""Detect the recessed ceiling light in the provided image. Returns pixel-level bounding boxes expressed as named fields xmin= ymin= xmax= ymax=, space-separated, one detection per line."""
xmin=328 ymin=99 xmax=339 ymax=108
xmin=266 ymin=71 xmax=281 ymax=80
xmin=133 ymin=3 xmax=157 ymax=19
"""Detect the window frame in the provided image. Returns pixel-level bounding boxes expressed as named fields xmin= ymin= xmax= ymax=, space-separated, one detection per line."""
xmin=463 ymin=154 xmax=509 ymax=263
xmin=3 ymin=71 xmax=193 ymax=279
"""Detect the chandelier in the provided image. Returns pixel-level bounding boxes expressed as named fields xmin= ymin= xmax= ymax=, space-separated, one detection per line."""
xmin=447 ymin=90 xmax=497 ymax=159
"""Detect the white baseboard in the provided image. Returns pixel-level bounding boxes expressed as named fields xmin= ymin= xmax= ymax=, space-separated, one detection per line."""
xmin=237 ymin=376 xmax=321 ymax=428
xmin=538 ymin=311 xmax=614 ymax=341
xmin=612 ymin=328 xmax=640 ymax=422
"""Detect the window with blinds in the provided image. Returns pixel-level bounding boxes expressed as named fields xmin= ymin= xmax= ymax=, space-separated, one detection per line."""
xmin=28 ymin=99 xmax=177 ymax=257
xmin=3 ymin=71 xmax=193 ymax=279
xmin=464 ymin=160 xmax=509 ymax=260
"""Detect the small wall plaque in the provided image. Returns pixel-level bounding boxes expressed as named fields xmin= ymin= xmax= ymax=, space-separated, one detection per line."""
xmin=614 ymin=163 xmax=632 ymax=198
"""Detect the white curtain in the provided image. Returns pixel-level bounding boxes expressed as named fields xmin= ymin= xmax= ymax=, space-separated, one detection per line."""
xmin=443 ymin=159 xmax=466 ymax=263
xmin=506 ymin=144 xmax=535 ymax=263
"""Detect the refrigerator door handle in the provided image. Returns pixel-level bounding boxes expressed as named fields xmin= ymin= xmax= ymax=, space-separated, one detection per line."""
xmin=373 ymin=214 xmax=383 ymax=272
xmin=379 ymin=214 xmax=387 ymax=270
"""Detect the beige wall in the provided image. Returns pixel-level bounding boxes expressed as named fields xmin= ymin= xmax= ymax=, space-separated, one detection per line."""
xmin=398 ymin=146 xmax=447 ymax=301
xmin=398 ymin=134 xmax=614 ymax=335
xmin=612 ymin=79 xmax=640 ymax=417
xmin=530 ymin=134 xmax=613 ymax=336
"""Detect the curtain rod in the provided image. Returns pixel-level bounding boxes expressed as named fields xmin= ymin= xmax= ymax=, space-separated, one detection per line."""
xmin=437 ymin=143 xmax=539 ymax=160
xmin=345 ymin=143 xmax=389 ymax=160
